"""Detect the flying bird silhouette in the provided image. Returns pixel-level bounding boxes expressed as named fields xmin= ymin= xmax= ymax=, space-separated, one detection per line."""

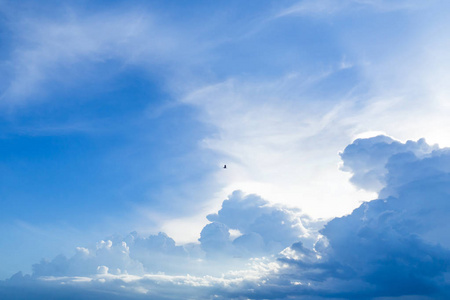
xmin=223 ymin=164 xmax=227 ymax=169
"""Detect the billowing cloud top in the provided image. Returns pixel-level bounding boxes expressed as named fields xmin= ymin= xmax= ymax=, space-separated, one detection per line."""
xmin=2 ymin=135 xmax=450 ymax=299
xmin=340 ymin=135 xmax=437 ymax=193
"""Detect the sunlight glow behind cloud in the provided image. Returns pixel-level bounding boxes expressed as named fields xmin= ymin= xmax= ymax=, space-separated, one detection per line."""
xmin=3 ymin=136 xmax=450 ymax=299
xmin=1 ymin=0 xmax=450 ymax=299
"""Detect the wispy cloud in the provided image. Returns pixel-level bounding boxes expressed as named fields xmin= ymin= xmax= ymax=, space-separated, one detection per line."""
xmin=171 ymin=0 xmax=450 ymax=229
xmin=275 ymin=0 xmax=427 ymax=19
xmin=0 ymin=6 xmax=199 ymax=107
xmin=181 ymin=71 xmax=378 ymax=219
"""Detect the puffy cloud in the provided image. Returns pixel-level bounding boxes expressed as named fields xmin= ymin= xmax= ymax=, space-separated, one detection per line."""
xmin=1 ymin=253 xmax=283 ymax=300
xmin=203 ymin=191 xmax=319 ymax=257
xmin=340 ymin=135 xmax=436 ymax=192
xmin=266 ymin=136 xmax=450 ymax=298
xmin=2 ymin=136 xmax=450 ymax=299
xmin=32 ymin=238 xmax=144 ymax=277
xmin=199 ymin=222 xmax=233 ymax=257
xmin=5 ymin=192 xmax=318 ymax=283
xmin=30 ymin=231 xmax=192 ymax=278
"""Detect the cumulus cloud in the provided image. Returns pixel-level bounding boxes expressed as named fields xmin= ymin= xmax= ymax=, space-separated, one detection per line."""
xmin=24 ymin=192 xmax=319 ymax=280
xmin=2 ymin=135 xmax=450 ymax=299
xmin=204 ymin=191 xmax=319 ymax=256
xmin=265 ymin=136 xmax=450 ymax=299
xmin=340 ymin=135 xmax=437 ymax=192
xmin=29 ymin=231 xmax=201 ymax=279
xmin=32 ymin=237 xmax=142 ymax=278
xmin=1 ymin=257 xmax=282 ymax=300
xmin=1 ymin=191 xmax=319 ymax=293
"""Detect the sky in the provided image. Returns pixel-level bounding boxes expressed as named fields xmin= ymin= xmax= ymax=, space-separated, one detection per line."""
xmin=1 ymin=0 xmax=450 ymax=299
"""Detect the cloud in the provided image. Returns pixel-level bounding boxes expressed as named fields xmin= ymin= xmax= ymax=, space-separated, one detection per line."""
xmin=2 ymin=135 xmax=450 ymax=299
xmin=1 ymin=258 xmax=282 ymax=300
xmin=31 ymin=238 xmax=145 ymax=277
xmin=275 ymin=0 xmax=426 ymax=19
xmin=0 ymin=3 xmax=200 ymax=107
xmin=182 ymin=75 xmax=378 ymax=220
xmin=204 ymin=191 xmax=318 ymax=256
xmin=199 ymin=222 xmax=234 ymax=257
xmin=179 ymin=1 xmax=450 ymax=220
xmin=29 ymin=231 xmax=199 ymax=279
xmin=2 ymin=1 xmax=450 ymax=297
xmin=264 ymin=136 xmax=450 ymax=298
xmin=0 ymin=190 xmax=321 ymax=299
xmin=0 ymin=234 xmax=283 ymax=300
xmin=7 ymin=192 xmax=318 ymax=277
xmin=340 ymin=135 xmax=437 ymax=192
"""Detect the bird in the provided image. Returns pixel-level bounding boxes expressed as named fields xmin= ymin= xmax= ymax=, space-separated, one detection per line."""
xmin=223 ymin=164 xmax=227 ymax=169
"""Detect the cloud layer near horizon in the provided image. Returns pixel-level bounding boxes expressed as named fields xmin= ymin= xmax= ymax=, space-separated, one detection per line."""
xmin=2 ymin=135 xmax=449 ymax=299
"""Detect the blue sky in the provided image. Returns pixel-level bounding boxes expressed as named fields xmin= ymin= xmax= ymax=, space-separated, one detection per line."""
xmin=1 ymin=0 xmax=450 ymax=299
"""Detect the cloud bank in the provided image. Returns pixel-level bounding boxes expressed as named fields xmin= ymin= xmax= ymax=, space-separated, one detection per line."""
xmin=2 ymin=135 xmax=449 ymax=299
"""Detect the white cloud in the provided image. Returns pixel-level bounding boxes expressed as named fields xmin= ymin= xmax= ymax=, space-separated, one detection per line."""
xmin=2 ymin=257 xmax=283 ymax=300
xmin=275 ymin=0 xmax=427 ymax=19
xmin=173 ymin=0 xmax=450 ymax=224
xmin=2 ymin=1 xmax=450 ymax=298
xmin=182 ymin=74 xmax=378 ymax=219
xmin=243 ymin=136 xmax=450 ymax=299
xmin=340 ymin=135 xmax=437 ymax=192
xmin=3 ymin=136 xmax=450 ymax=299
xmin=0 ymin=6 xmax=199 ymax=107
xmin=200 ymin=191 xmax=321 ymax=258
xmin=25 ymin=192 xmax=321 ymax=280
